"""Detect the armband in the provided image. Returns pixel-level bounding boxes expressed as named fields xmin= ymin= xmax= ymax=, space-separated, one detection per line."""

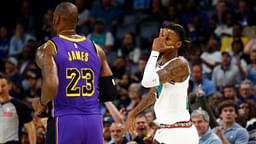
xmin=98 ymin=76 xmax=117 ymax=102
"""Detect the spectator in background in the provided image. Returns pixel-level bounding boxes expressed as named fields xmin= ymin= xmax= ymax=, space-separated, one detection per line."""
xmin=131 ymin=56 xmax=147 ymax=83
xmin=246 ymin=48 xmax=256 ymax=85
xmin=214 ymin=11 xmax=235 ymax=38
xmin=0 ymin=74 xmax=36 ymax=144
xmin=211 ymin=0 xmax=227 ymax=25
xmin=237 ymin=0 xmax=256 ymax=26
xmin=237 ymin=101 xmax=256 ymax=143
xmin=9 ymin=23 xmax=35 ymax=57
xmin=230 ymin=39 xmax=249 ymax=78
xmin=244 ymin=31 xmax=256 ymax=55
xmin=0 ymin=26 xmax=10 ymax=58
xmin=200 ymin=36 xmax=222 ymax=79
xmin=133 ymin=114 xmax=150 ymax=144
xmin=191 ymin=63 xmax=217 ymax=97
xmin=75 ymin=0 xmax=91 ymax=34
xmin=40 ymin=9 xmax=54 ymax=41
xmin=89 ymin=0 xmax=120 ymax=30
xmin=109 ymin=123 xmax=129 ymax=144
xmin=220 ymin=23 xmax=249 ymax=52
xmin=237 ymin=80 xmax=256 ymax=105
xmin=87 ymin=18 xmax=114 ymax=52
xmin=126 ymin=83 xmax=143 ymax=111
xmin=4 ymin=57 xmax=24 ymax=99
xmin=222 ymin=85 xmax=239 ymax=102
xmin=215 ymin=100 xmax=249 ymax=144
xmin=117 ymin=32 xmax=141 ymax=64
xmin=191 ymin=109 xmax=222 ymax=144
xmin=212 ymin=51 xmax=241 ymax=90
xmin=22 ymin=69 xmax=40 ymax=106
xmin=18 ymin=40 xmax=36 ymax=75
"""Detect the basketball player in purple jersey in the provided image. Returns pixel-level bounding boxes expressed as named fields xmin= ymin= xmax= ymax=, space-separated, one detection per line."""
xmin=35 ymin=2 xmax=116 ymax=144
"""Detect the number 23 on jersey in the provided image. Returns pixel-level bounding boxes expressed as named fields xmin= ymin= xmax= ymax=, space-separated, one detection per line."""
xmin=66 ymin=68 xmax=94 ymax=97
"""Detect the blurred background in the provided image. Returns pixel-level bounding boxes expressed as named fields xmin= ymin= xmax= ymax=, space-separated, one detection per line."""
xmin=1 ymin=0 xmax=256 ymax=144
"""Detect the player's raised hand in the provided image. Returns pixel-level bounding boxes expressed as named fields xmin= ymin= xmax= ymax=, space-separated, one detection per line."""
xmin=152 ymin=29 xmax=174 ymax=52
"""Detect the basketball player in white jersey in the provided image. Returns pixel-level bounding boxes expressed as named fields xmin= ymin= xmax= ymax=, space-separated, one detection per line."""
xmin=125 ymin=23 xmax=199 ymax=144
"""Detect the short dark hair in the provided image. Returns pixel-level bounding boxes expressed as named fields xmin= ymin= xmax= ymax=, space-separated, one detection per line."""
xmin=218 ymin=100 xmax=238 ymax=114
xmin=0 ymin=73 xmax=11 ymax=83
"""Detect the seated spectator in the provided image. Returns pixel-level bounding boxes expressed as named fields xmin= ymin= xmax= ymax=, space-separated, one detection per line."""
xmin=191 ymin=109 xmax=222 ymax=144
xmin=222 ymin=85 xmax=239 ymax=103
xmin=87 ymin=19 xmax=114 ymax=52
xmin=191 ymin=63 xmax=217 ymax=97
xmin=237 ymin=79 xmax=256 ymax=105
xmin=200 ymin=37 xmax=222 ymax=79
xmin=237 ymin=101 xmax=256 ymax=143
xmin=133 ymin=114 xmax=151 ymax=144
xmin=212 ymin=51 xmax=241 ymax=90
xmin=214 ymin=11 xmax=235 ymax=37
xmin=89 ymin=0 xmax=120 ymax=30
xmin=0 ymin=26 xmax=10 ymax=58
xmin=246 ymin=49 xmax=256 ymax=85
xmin=9 ymin=22 xmax=35 ymax=57
xmin=117 ymin=32 xmax=141 ymax=64
xmin=4 ymin=57 xmax=24 ymax=99
xmin=215 ymin=100 xmax=249 ymax=144
xmin=244 ymin=32 xmax=256 ymax=55
xmin=126 ymin=83 xmax=143 ymax=111
xmin=230 ymin=39 xmax=249 ymax=78
xmin=109 ymin=123 xmax=129 ymax=144
xmin=131 ymin=56 xmax=147 ymax=83
xmin=220 ymin=23 xmax=249 ymax=52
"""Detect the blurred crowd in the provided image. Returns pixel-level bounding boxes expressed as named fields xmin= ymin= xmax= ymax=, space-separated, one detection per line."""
xmin=1 ymin=0 xmax=256 ymax=143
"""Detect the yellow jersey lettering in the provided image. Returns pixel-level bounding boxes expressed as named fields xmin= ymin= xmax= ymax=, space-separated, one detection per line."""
xmin=67 ymin=51 xmax=89 ymax=62
xmin=71 ymin=51 xmax=76 ymax=60
xmin=75 ymin=51 xmax=81 ymax=60
xmin=85 ymin=53 xmax=88 ymax=62
xmin=68 ymin=52 xmax=72 ymax=61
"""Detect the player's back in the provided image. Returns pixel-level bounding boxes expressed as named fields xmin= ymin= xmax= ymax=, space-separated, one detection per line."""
xmin=51 ymin=35 xmax=101 ymax=117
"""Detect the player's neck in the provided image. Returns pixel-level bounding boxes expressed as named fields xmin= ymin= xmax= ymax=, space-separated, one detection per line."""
xmin=58 ymin=28 xmax=77 ymax=37
xmin=0 ymin=95 xmax=11 ymax=103
xmin=161 ymin=50 xmax=177 ymax=63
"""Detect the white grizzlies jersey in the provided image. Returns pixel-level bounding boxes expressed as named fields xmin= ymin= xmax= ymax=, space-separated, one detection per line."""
xmin=154 ymin=56 xmax=190 ymax=125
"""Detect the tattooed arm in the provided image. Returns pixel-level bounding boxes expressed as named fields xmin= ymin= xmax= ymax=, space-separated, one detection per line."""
xmin=125 ymin=88 xmax=156 ymax=132
xmin=36 ymin=41 xmax=58 ymax=106
xmin=141 ymin=39 xmax=189 ymax=88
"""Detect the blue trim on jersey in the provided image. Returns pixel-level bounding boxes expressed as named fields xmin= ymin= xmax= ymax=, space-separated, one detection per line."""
xmin=155 ymin=84 xmax=163 ymax=98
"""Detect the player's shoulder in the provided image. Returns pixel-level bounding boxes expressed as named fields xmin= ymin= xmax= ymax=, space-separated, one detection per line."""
xmin=37 ymin=40 xmax=57 ymax=55
xmin=169 ymin=56 xmax=188 ymax=65
xmin=93 ymin=42 xmax=106 ymax=60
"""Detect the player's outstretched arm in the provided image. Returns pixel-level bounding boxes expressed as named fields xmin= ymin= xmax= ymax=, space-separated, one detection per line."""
xmin=125 ymin=88 xmax=156 ymax=132
xmin=36 ymin=41 xmax=58 ymax=106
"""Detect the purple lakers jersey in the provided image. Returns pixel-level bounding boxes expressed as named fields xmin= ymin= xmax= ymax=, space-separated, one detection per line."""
xmin=51 ymin=35 xmax=101 ymax=117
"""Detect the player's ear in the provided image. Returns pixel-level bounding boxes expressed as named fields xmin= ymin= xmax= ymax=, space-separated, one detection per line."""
xmin=175 ymin=41 xmax=182 ymax=49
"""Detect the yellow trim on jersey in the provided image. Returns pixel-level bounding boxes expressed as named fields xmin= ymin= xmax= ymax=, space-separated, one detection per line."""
xmin=56 ymin=117 xmax=59 ymax=144
xmin=48 ymin=40 xmax=57 ymax=54
xmin=58 ymin=34 xmax=86 ymax=42
xmin=52 ymin=101 xmax=54 ymax=117
xmin=92 ymin=41 xmax=99 ymax=55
